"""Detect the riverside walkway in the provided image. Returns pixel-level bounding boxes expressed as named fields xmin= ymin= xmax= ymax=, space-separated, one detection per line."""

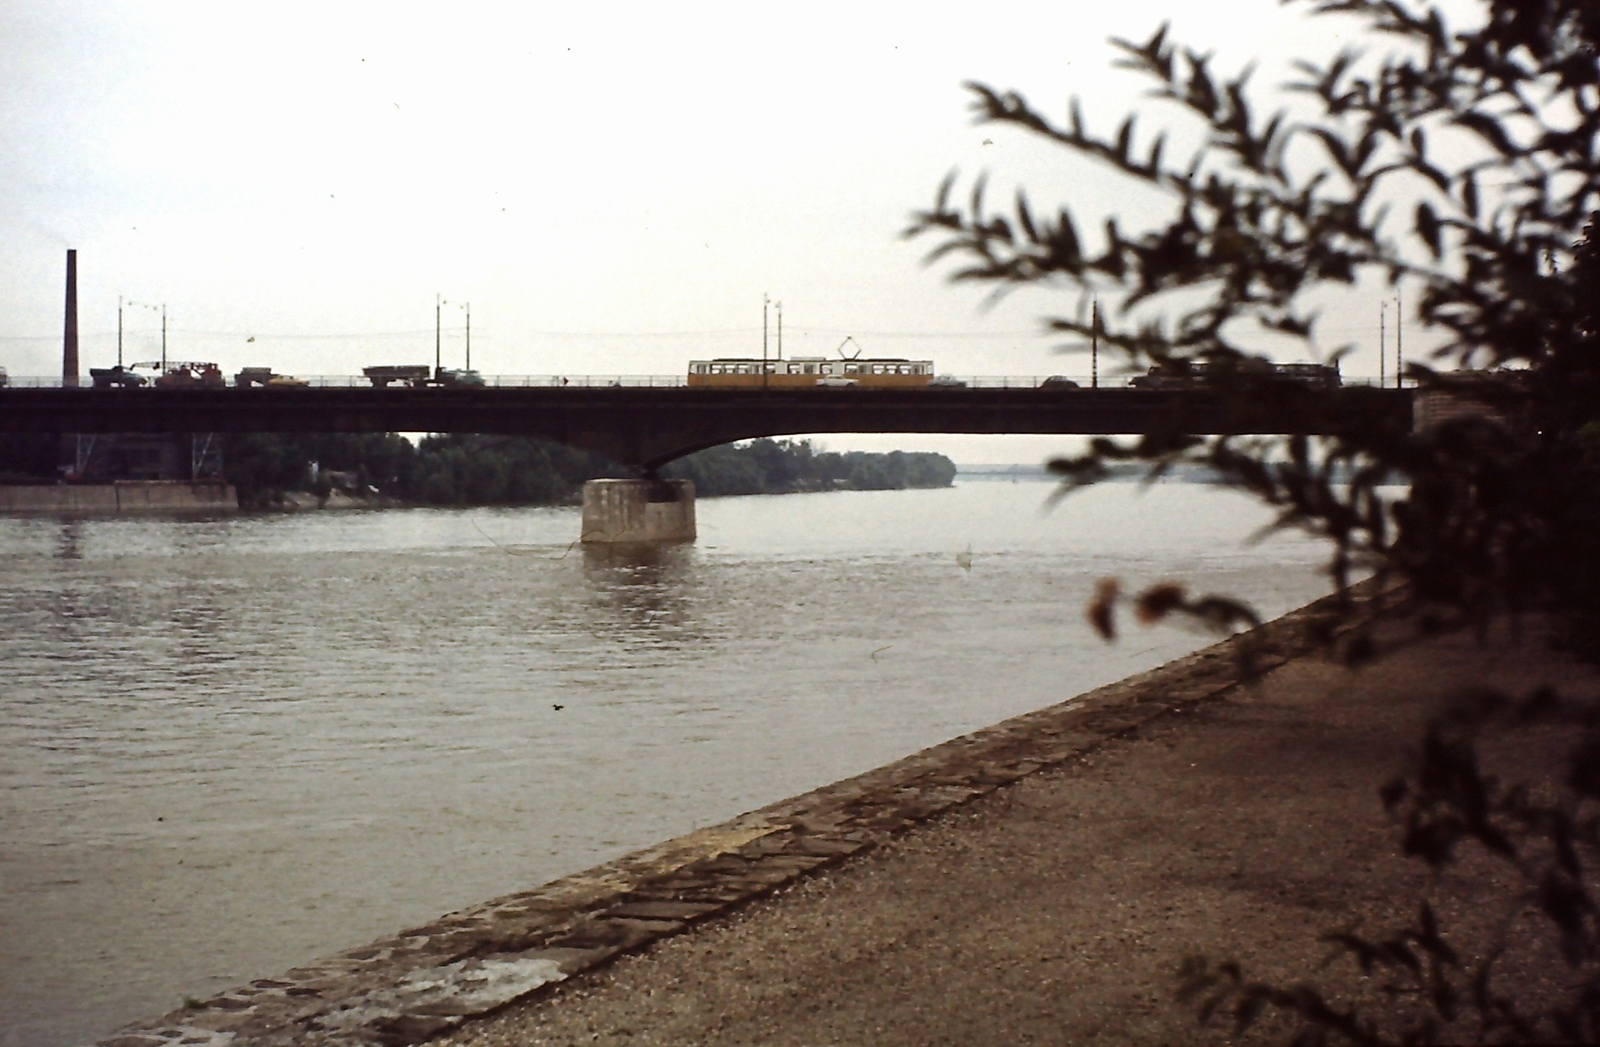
xmin=99 ymin=586 xmax=1586 ymax=1046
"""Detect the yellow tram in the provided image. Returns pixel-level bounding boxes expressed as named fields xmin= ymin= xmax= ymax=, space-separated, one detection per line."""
xmin=687 ymin=356 xmax=935 ymax=388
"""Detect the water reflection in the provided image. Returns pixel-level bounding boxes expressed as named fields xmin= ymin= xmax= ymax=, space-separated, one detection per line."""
xmin=54 ymin=519 xmax=85 ymax=560
xmin=581 ymin=542 xmax=699 ymax=645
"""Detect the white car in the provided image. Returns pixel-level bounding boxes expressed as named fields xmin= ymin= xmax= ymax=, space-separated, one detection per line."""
xmin=815 ymin=376 xmax=858 ymax=388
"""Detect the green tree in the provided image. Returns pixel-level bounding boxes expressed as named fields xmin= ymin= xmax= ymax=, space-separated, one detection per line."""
xmin=663 ymin=438 xmax=956 ymax=497
xmin=911 ymin=0 xmax=1600 ymax=1040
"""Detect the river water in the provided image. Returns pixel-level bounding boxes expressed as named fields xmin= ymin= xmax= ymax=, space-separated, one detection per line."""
xmin=2 ymin=480 xmax=1338 ymax=1046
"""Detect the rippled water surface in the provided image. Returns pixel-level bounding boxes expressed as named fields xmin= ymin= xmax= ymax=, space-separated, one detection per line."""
xmin=2 ymin=481 xmax=1338 ymax=1045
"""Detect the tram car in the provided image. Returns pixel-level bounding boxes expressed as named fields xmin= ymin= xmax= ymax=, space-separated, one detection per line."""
xmin=687 ymin=356 xmax=935 ymax=388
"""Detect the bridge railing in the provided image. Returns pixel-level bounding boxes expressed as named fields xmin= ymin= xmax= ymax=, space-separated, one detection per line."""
xmin=0 ymin=373 xmax=1403 ymax=390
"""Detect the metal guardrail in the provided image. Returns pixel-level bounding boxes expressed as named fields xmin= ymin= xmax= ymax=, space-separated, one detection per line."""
xmin=0 ymin=373 xmax=1405 ymax=390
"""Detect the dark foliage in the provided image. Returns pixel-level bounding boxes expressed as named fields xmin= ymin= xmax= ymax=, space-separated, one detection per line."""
xmin=222 ymin=432 xmax=621 ymax=508
xmin=909 ymin=0 xmax=1600 ymax=1041
xmin=662 ymin=439 xmax=957 ymax=497
xmin=139 ymin=433 xmax=956 ymax=508
xmin=0 ymin=433 xmax=64 ymax=483
xmin=0 ymin=432 xmax=956 ymax=508
xmin=908 ymin=0 xmax=1600 ymax=632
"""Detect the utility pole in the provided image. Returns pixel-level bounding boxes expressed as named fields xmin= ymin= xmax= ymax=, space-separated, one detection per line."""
xmin=1091 ymin=299 xmax=1100 ymax=389
xmin=160 ymin=305 xmax=167 ymax=372
xmin=762 ymin=294 xmax=769 ymax=390
xmin=464 ymin=302 xmax=471 ymax=372
xmin=1379 ymin=302 xmax=1386 ymax=388
xmin=117 ymin=296 xmax=124 ymax=368
xmin=1395 ymin=289 xmax=1403 ymax=388
xmin=435 ymin=294 xmax=442 ymax=376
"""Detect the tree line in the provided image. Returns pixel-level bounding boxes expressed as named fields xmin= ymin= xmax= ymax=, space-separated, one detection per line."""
xmin=0 ymin=432 xmax=955 ymax=507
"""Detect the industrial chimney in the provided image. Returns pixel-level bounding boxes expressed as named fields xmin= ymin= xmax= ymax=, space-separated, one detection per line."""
xmin=63 ymin=249 xmax=79 ymax=388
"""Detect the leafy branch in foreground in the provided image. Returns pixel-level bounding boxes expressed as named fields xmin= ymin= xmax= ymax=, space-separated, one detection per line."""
xmin=909 ymin=0 xmax=1600 ymax=632
xmin=913 ymin=0 xmax=1600 ymax=1041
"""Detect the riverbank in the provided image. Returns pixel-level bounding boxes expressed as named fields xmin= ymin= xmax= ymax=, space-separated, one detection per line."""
xmin=89 ymin=578 xmax=1578 ymax=1047
xmin=0 ymin=481 xmax=237 ymax=514
xmin=434 ymin=600 xmax=1589 ymax=1047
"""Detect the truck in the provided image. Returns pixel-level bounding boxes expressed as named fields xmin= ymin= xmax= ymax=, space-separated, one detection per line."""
xmin=148 ymin=362 xmax=226 ymax=389
xmin=235 ymin=367 xmax=276 ymax=388
xmin=236 ymin=368 xmax=310 ymax=388
xmin=363 ymin=365 xmax=433 ymax=388
xmin=432 ymin=368 xmax=485 ymax=388
xmin=90 ymin=365 xmax=147 ymax=389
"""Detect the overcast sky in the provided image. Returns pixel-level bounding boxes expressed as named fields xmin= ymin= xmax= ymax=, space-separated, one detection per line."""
xmin=1 ymin=1 xmax=1447 ymax=460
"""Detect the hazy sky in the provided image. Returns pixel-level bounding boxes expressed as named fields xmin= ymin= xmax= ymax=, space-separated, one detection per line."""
xmin=1 ymin=1 xmax=1445 ymax=459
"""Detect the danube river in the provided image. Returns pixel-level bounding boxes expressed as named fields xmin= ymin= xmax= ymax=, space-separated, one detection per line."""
xmin=2 ymin=480 xmax=1340 ymax=1046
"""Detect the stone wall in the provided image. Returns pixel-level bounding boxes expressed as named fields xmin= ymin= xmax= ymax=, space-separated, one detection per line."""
xmin=0 ymin=481 xmax=238 ymax=514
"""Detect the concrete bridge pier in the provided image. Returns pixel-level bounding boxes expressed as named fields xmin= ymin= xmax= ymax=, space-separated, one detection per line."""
xmin=581 ymin=478 xmax=696 ymax=544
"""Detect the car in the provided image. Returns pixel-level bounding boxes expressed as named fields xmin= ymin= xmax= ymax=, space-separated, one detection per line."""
xmin=0 ymin=365 xmax=7 ymax=388
xmin=1039 ymin=375 xmax=1080 ymax=389
xmin=265 ymin=375 xmax=311 ymax=388
xmin=815 ymin=376 xmax=859 ymax=388
xmin=928 ymin=375 xmax=968 ymax=388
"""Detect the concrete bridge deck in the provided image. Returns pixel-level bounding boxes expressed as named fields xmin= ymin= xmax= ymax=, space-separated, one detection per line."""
xmin=0 ymin=383 xmax=1410 ymax=472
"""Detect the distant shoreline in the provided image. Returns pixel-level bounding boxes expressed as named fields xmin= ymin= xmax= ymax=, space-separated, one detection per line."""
xmin=956 ymin=462 xmax=1227 ymax=483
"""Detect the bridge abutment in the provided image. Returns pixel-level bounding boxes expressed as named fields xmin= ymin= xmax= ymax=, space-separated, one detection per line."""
xmin=581 ymin=478 xmax=696 ymax=544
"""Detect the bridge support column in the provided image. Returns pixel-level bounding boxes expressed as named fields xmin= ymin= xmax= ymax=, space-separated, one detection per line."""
xmin=581 ymin=478 xmax=696 ymax=544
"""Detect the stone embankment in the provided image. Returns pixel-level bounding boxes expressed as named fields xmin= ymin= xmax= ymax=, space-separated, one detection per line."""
xmin=0 ymin=481 xmax=237 ymax=514
xmin=95 ymin=583 xmax=1410 ymax=1047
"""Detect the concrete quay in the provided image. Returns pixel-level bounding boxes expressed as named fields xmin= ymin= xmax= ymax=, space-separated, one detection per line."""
xmin=0 ymin=481 xmax=236 ymax=514
xmin=97 ymin=579 xmax=1577 ymax=1047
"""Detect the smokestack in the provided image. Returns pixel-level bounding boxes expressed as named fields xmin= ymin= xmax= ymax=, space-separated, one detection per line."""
xmin=63 ymin=249 xmax=79 ymax=388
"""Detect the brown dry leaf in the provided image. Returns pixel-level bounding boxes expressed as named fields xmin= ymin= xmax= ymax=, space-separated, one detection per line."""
xmin=1088 ymin=577 xmax=1121 ymax=639
xmin=1136 ymin=582 xmax=1188 ymax=624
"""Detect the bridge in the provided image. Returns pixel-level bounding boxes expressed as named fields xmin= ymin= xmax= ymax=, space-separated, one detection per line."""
xmin=0 ymin=380 xmax=1411 ymax=473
